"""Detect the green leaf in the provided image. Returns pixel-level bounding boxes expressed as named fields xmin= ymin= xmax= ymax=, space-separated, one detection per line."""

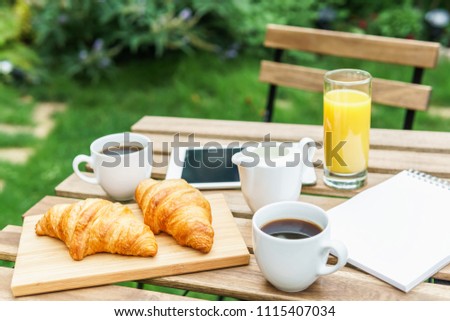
xmin=0 ymin=7 xmax=20 ymax=46
xmin=0 ymin=42 xmax=40 ymax=70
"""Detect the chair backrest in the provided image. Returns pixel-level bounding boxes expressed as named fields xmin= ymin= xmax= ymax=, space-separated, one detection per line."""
xmin=259 ymin=24 xmax=441 ymax=129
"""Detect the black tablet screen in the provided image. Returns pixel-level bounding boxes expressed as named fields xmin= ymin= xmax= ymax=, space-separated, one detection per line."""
xmin=181 ymin=147 xmax=242 ymax=183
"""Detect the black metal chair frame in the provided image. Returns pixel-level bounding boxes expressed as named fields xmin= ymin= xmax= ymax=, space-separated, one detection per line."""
xmin=263 ymin=49 xmax=425 ymax=130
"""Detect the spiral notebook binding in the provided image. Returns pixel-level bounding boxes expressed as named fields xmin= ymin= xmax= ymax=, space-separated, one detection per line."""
xmin=406 ymin=169 xmax=450 ymax=190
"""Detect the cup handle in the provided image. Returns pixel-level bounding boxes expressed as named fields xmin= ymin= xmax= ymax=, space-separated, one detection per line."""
xmin=72 ymin=154 xmax=99 ymax=185
xmin=298 ymin=137 xmax=316 ymax=167
xmin=317 ymin=239 xmax=348 ymax=276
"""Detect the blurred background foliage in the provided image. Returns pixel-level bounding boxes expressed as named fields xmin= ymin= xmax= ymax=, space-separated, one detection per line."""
xmin=1 ymin=0 xmax=448 ymax=82
xmin=0 ymin=0 xmax=39 ymax=83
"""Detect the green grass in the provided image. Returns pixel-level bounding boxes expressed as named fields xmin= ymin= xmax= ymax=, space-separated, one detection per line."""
xmin=0 ymin=84 xmax=35 ymax=125
xmin=120 ymin=283 xmax=238 ymax=300
xmin=0 ymin=132 xmax=37 ymax=147
xmin=0 ymin=260 xmax=14 ymax=268
xmin=425 ymin=59 xmax=450 ymax=107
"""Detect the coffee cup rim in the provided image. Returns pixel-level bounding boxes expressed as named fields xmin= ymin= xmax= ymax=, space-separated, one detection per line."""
xmin=252 ymin=201 xmax=328 ymax=243
xmin=89 ymin=132 xmax=151 ymax=156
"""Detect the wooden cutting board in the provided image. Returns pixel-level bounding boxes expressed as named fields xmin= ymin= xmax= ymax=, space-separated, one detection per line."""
xmin=11 ymin=194 xmax=250 ymax=297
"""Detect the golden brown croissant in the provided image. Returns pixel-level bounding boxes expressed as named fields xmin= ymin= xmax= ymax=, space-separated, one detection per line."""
xmin=35 ymin=198 xmax=158 ymax=260
xmin=135 ymin=179 xmax=214 ymax=253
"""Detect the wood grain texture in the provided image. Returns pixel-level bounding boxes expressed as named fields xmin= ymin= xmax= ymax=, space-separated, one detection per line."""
xmin=145 ymin=257 xmax=450 ymax=301
xmin=131 ymin=118 xmax=450 ymax=179
xmin=54 ymin=173 xmax=349 ymax=215
xmin=54 ymin=170 xmax=450 ymax=211
xmin=259 ymin=61 xmax=432 ymax=110
xmin=0 ymin=231 xmax=20 ymax=262
xmin=131 ymin=116 xmax=450 ymax=153
xmin=143 ymin=137 xmax=450 ymax=178
xmin=22 ymin=196 xmax=79 ymax=217
xmin=264 ymin=24 xmax=440 ymax=68
xmin=53 ymin=174 xmax=352 ymax=219
xmin=11 ymin=194 xmax=250 ymax=297
xmin=315 ymin=147 xmax=450 ymax=178
xmin=2 ymin=225 xmax=22 ymax=233
xmin=0 ymin=267 xmax=196 ymax=301
xmin=0 ymin=225 xmax=22 ymax=261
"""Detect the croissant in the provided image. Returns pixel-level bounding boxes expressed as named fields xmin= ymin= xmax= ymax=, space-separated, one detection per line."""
xmin=35 ymin=198 xmax=158 ymax=261
xmin=135 ymin=179 xmax=214 ymax=253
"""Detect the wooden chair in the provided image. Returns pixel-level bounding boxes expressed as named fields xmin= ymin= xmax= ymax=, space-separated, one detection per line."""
xmin=260 ymin=24 xmax=441 ymax=129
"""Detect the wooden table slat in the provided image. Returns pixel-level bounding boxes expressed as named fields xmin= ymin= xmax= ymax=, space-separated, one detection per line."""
xmin=2 ymin=225 xmax=22 ymax=233
xmin=55 ymin=168 xmax=434 ymax=203
xmin=0 ymin=231 xmax=20 ymax=262
xmin=133 ymin=132 xmax=450 ymax=178
xmin=54 ymin=173 xmax=350 ymax=217
xmin=145 ymin=257 xmax=450 ymax=301
xmin=132 ymin=116 xmax=450 ymax=153
xmin=0 ymin=267 xmax=196 ymax=301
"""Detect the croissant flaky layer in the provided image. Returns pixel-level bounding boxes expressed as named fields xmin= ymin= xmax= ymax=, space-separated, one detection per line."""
xmin=35 ymin=198 xmax=158 ymax=260
xmin=135 ymin=179 xmax=214 ymax=253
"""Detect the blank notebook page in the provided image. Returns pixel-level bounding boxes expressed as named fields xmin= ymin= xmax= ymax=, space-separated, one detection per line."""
xmin=328 ymin=170 xmax=450 ymax=292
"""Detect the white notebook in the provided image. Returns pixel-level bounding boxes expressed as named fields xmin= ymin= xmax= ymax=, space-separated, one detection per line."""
xmin=328 ymin=169 xmax=450 ymax=292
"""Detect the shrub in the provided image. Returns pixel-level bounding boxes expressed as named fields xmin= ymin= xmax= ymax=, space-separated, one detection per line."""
xmin=27 ymin=0 xmax=438 ymax=81
xmin=28 ymin=0 xmax=216 ymax=80
xmin=27 ymin=0 xmax=327 ymax=80
xmin=368 ymin=2 xmax=424 ymax=39
xmin=0 ymin=1 xmax=40 ymax=85
xmin=191 ymin=0 xmax=319 ymax=49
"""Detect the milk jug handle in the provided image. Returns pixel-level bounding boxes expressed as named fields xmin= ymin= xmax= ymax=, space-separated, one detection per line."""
xmin=297 ymin=137 xmax=316 ymax=166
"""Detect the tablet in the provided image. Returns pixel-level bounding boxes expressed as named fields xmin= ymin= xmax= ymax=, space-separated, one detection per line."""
xmin=165 ymin=146 xmax=243 ymax=189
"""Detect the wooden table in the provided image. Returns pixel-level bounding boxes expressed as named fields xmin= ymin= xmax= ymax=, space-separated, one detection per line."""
xmin=2 ymin=116 xmax=450 ymax=300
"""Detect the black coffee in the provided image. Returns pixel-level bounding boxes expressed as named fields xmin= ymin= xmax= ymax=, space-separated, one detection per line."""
xmin=261 ymin=218 xmax=323 ymax=240
xmin=101 ymin=145 xmax=143 ymax=156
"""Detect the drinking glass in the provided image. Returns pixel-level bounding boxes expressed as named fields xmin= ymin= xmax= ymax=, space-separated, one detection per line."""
xmin=323 ymin=69 xmax=372 ymax=189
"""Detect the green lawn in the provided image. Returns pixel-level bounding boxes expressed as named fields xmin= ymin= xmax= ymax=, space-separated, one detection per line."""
xmin=1 ymin=52 xmax=450 ymax=228
xmin=0 ymin=86 xmax=35 ymax=125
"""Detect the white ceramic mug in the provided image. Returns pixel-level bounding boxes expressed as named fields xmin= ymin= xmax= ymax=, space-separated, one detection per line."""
xmin=252 ymin=201 xmax=348 ymax=292
xmin=231 ymin=138 xmax=316 ymax=212
xmin=72 ymin=132 xmax=152 ymax=201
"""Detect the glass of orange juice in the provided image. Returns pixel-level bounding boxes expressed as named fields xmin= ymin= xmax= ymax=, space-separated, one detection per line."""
xmin=323 ymin=69 xmax=372 ymax=189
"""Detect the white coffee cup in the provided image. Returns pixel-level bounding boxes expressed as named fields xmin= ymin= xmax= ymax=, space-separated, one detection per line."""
xmin=72 ymin=132 xmax=152 ymax=201
xmin=252 ymin=201 xmax=348 ymax=292
xmin=232 ymin=138 xmax=315 ymax=212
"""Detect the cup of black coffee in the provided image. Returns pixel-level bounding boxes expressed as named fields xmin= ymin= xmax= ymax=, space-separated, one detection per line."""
xmin=72 ymin=132 xmax=152 ymax=201
xmin=252 ymin=201 xmax=348 ymax=292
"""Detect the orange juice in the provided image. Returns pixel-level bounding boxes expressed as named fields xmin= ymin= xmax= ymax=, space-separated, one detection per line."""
xmin=323 ymin=89 xmax=371 ymax=174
